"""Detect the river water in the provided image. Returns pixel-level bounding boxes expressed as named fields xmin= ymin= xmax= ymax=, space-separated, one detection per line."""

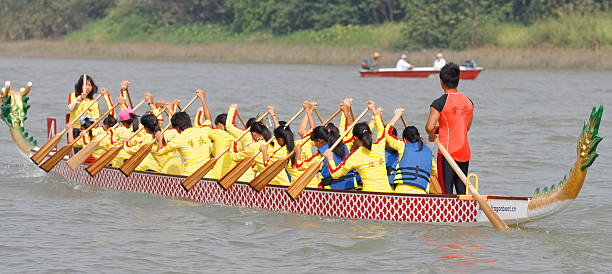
xmin=0 ymin=57 xmax=610 ymax=272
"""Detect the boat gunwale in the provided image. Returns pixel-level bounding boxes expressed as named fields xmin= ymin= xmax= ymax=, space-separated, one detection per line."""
xmin=87 ymin=161 xmax=530 ymax=201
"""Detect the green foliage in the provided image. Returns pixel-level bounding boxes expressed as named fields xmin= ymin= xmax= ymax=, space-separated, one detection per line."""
xmin=0 ymin=0 xmax=116 ymax=40
xmin=494 ymin=12 xmax=612 ymax=49
xmin=2 ymin=0 xmax=611 ymax=50
xmin=397 ymin=0 xmax=512 ymax=50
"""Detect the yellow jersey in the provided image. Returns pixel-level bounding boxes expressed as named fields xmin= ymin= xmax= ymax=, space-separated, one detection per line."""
xmin=155 ymin=126 xmax=212 ymax=176
xmin=328 ymin=115 xmax=393 ymax=193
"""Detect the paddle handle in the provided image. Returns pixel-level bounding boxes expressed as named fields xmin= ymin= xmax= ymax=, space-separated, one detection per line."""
xmin=400 ymin=116 xmax=408 ymax=127
xmin=322 ymin=109 xmax=341 ymax=126
xmin=328 ymin=108 xmax=369 ymax=152
xmin=313 ymin=108 xmax=324 ymax=124
xmin=61 ymin=93 xmax=104 ymax=135
xmin=434 ymin=138 xmax=509 ymax=231
xmin=182 ymin=95 xmax=198 ymax=111
xmin=81 ymin=102 xmax=121 ymax=134
xmin=87 ymin=98 xmax=146 ymax=143
xmin=236 ymin=111 xmax=246 ymax=128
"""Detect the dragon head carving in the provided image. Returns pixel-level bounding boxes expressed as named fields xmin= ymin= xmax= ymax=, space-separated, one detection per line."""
xmin=1 ymin=81 xmax=37 ymax=155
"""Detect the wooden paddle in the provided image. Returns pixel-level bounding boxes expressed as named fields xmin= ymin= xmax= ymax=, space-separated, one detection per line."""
xmin=181 ymin=112 xmax=269 ymax=192
xmin=400 ymin=116 xmax=408 ymax=127
xmin=313 ymin=108 xmax=324 ymax=124
xmin=250 ymin=108 xmax=341 ymax=192
xmin=218 ymin=108 xmax=305 ymax=191
xmin=66 ymin=99 xmax=146 ymax=170
xmin=236 ymin=111 xmax=247 ymax=128
xmin=39 ymin=101 xmax=121 ymax=172
xmin=119 ymin=95 xmax=198 ymax=176
xmin=286 ymin=108 xmax=369 ymax=200
xmin=86 ymin=105 xmax=168 ymax=177
xmin=434 ymin=138 xmax=509 ymax=231
xmin=30 ymin=93 xmax=103 ymax=165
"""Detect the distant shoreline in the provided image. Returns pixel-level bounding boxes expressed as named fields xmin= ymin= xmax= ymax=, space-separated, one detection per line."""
xmin=1 ymin=40 xmax=611 ymax=70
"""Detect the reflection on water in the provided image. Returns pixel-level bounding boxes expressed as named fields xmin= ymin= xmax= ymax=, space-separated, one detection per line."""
xmin=0 ymin=57 xmax=611 ymax=272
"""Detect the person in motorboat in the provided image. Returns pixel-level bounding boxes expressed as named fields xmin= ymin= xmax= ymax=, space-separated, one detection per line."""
xmin=385 ymin=108 xmax=432 ymax=194
xmin=323 ymin=101 xmax=393 ymax=193
xmin=361 ymin=52 xmax=381 ymax=71
xmin=426 ymin=63 xmax=473 ymax=195
xmin=396 ymin=54 xmax=414 ymax=70
xmin=462 ymin=54 xmax=477 ymax=68
xmin=433 ymin=53 xmax=446 ymax=70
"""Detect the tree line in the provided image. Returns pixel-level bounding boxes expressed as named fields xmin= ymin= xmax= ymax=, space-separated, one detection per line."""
xmin=0 ymin=0 xmax=609 ymax=49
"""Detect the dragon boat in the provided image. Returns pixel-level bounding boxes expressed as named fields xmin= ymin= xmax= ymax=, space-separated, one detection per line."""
xmin=1 ymin=81 xmax=603 ymax=227
xmin=360 ymin=66 xmax=483 ymax=80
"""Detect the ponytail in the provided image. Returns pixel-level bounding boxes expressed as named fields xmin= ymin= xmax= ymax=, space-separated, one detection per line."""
xmin=141 ymin=114 xmax=165 ymax=145
xmin=402 ymin=126 xmax=424 ymax=151
xmin=130 ymin=113 xmax=139 ymax=132
xmin=352 ymin=122 xmax=372 ymax=150
xmin=312 ymin=124 xmax=345 ymax=159
xmin=274 ymin=125 xmax=296 ymax=166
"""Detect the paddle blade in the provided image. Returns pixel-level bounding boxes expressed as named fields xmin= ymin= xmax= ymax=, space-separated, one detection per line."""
xmin=249 ymin=157 xmax=288 ymax=192
xmin=182 ymin=157 xmax=219 ymax=192
xmin=30 ymin=133 xmax=63 ymax=165
xmin=66 ymin=139 xmax=101 ymax=171
xmin=429 ymin=174 xmax=442 ymax=194
xmin=473 ymin=189 xmax=510 ymax=231
xmin=39 ymin=143 xmax=73 ymax=172
xmin=218 ymin=156 xmax=255 ymax=191
xmin=119 ymin=142 xmax=153 ymax=177
xmin=285 ymin=159 xmax=322 ymax=200
xmin=86 ymin=146 xmax=121 ymax=177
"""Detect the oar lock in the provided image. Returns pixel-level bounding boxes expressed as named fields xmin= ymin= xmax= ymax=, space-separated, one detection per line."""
xmin=458 ymin=173 xmax=484 ymax=201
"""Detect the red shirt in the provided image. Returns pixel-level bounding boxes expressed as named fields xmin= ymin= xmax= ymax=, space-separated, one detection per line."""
xmin=431 ymin=89 xmax=473 ymax=162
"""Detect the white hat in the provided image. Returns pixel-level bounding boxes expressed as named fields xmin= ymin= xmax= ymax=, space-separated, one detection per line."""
xmin=436 ymin=53 xmax=443 ymax=57
xmin=401 ymin=54 xmax=407 ymax=59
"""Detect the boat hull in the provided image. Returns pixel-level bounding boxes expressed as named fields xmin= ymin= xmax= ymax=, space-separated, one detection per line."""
xmin=360 ymin=67 xmax=483 ymax=80
xmin=52 ymin=160 xmax=536 ymax=226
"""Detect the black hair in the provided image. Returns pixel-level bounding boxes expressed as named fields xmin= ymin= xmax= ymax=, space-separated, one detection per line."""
xmin=141 ymin=114 xmax=165 ymax=145
xmin=311 ymin=124 xmax=345 ymax=159
xmin=122 ymin=113 xmax=139 ymax=132
xmin=171 ymin=111 xmax=192 ymax=132
xmin=274 ymin=125 xmax=296 ymax=166
xmin=74 ymin=74 xmax=98 ymax=100
xmin=385 ymin=127 xmax=398 ymax=153
xmin=250 ymin=122 xmax=271 ymax=143
xmin=440 ymin=63 xmax=460 ymax=89
xmin=245 ymin=117 xmax=257 ymax=128
xmin=103 ymin=115 xmax=117 ymax=129
xmin=352 ymin=122 xmax=373 ymax=150
xmin=215 ymin=113 xmax=227 ymax=127
xmin=402 ymin=126 xmax=424 ymax=151
xmin=80 ymin=117 xmax=94 ymax=140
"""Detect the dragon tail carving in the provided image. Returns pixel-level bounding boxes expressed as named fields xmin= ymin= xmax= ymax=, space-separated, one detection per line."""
xmin=528 ymin=106 xmax=603 ymax=210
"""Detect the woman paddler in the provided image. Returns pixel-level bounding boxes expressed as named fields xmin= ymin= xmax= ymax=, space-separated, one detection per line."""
xmin=291 ymin=101 xmax=321 ymax=187
xmin=385 ymin=108 xmax=432 ymax=194
xmin=193 ymin=90 xmax=234 ymax=179
xmin=110 ymin=93 xmax=161 ymax=171
xmin=153 ymin=101 xmax=214 ymax=176
xmin=229 ymin=108 xmax=271 ymax=177
xmin=323 ymin=101 xmax=393 ymax=193
xmin=67 ymin=75 xmax=112 ymax=133
xmin=263 ymin=106 xmax=295 ymax=186
xmin=66 ymin=114 xmax=101 ymax=154
xmin=225 ymin=104 xmax=259 ymax=181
